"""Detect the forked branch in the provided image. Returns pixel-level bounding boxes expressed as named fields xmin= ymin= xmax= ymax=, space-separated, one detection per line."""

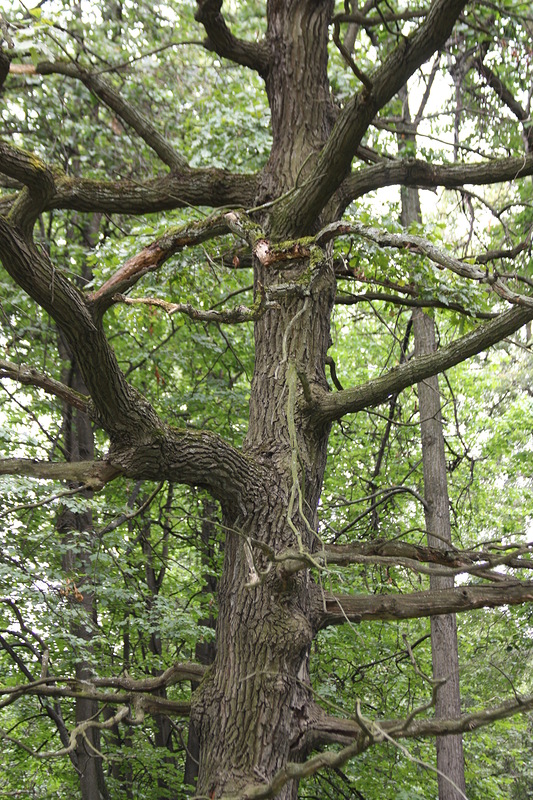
xmin=271 ymin=539 xmax=533 ymax=581
xmin=318 ymin=220 xmax=533 ymax=308
xmin=0 ymin=140 xmax=55 ymax=233
xmin=87 ymin=212 xmax=234 ymax=310
xmin=113 ymin=286 xmax=275 ymax=324
xmin=195 ymin=0 xmax=269 ymax=75
xmin=273 ymin=0 xmax=469 ymax=235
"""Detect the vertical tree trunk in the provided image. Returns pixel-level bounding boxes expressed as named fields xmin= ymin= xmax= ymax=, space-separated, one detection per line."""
xmin=57 ymin=350 xmax=109 ymax=800
xmin=191 ymin=6 xmax=337 ymax=795
xmin=139 ymin=486 xmax=181 ymax=800
xmin=184 ymin=498 xmax=218 ymax=789
xmin=398 ymin=82 xmax=466 ymax=798
xmin=412 ymin=309 xmax=467 ymax=800
xmin=56 ymin=234 xmax=109 ymax=800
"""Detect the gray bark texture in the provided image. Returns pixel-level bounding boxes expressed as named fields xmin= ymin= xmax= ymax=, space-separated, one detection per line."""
xmin=2 ymin=1 xmax=533 ymax=798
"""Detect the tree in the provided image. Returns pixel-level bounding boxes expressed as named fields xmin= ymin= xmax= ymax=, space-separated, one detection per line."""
xmin=1 ymin=1 xmax=533 ymax=798
xmin=398 ymin=84 xmax=466 ymax=798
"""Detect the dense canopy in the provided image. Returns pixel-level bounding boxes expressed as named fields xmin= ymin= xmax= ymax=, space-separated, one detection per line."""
xmin=1 ymin=2 xmax=533 ymax=799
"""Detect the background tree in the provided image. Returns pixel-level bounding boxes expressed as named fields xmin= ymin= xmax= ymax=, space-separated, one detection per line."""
xmin=398 ymin=83 xmax=466 ymax=799
xmin=1 ymin=2 xmax=533 ymax=799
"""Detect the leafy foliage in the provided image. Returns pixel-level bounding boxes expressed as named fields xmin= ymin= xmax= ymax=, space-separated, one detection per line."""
xmin=1 ymin=1 xmax=533 ymax=798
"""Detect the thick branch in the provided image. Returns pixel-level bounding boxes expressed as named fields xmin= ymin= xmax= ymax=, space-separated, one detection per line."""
xmin=0 ymin=48 xmax=10 ymax=88
xmin=0 ymin=141 xmax=51 ymax=189
xmin=0 ymin=215 xmax=265 ymax=503
xmin=0 ymin=458 xmax=120 ymax=489
xmin=0 ymin=153 xmax=258 ymax=222
xmin=89 ymin=210 xmax=269 ymax=314
xmin=239 ymin=737 xmax=368 ymax=799
xmin=0 ymin=683 xmax=190 ymax=718
xmin=110 ymin=424 xmax=264 ymax=510
xmin=472 ymin=54 xmax=532 ymax=147
xmin=47 ymin=168 xmax=258 ymax=214
xmin=273 ymin=0 xmax=468 ymax=235
xmin=308 ymin=304 xmax=533 ymax=424
xmin=314 ymin=581 xmax=533 ymax=628
xmin=0 ymin=141 xmax=55 ymax=233
xmin=476 ymin=231 xmax=533 ymax=265
xmin=0 ymin=170 xmax=258 ymax=218
xmin=336 ymin=153 xmax=533 ymax=212
xmin=0 ymin=662 xmax=205 ymax=702
xmin=333 ymin=9 xmax=428 ymax=28
xmin=0 ymin=427 xmax=262 ymax=512
xmin=195 ymin=0 xmax=268 ymax=75
xmin=0 ymin=215 xmax=163 ymax=438
xmin=0 ymin=413 xmax=263 ymax=511
xmin=476 ymin=63 xmax=527 ymax=122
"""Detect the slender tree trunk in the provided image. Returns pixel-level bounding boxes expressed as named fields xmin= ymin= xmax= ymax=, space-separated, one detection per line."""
xmin=184 ymin=498 xmax=218 ymax=789
xmin=56 ymin=226 xmax=109 ymax=800
xmin=139 ymin=488 xmax=182 ymax=800
xmin=397 ymin=78 xmax=466 ymax=796
xmin=399 ymin=92 xmax=467 ymax=795
xmin=57 ymin=347 xmax=109 ymax=800
xmin=413 ymin=309 xmax=467 ymax=800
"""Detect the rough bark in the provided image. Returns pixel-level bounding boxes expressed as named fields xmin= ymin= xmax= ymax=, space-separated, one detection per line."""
xmin=190 ymin=240 xmax=336 ymax=797
xmin=2 ymin=2 xmax=533 ymax=799
xmin=258 ymin=0 xmax=337 ymax=209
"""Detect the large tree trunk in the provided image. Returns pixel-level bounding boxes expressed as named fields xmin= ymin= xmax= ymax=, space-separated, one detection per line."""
xmin=258 ymin=0 xmax=337 ymax=211
xmin=5 ymin=1 xmax=518 ymax=797
xmin=191 ymin=253 xmax=335 ymax=797
xmin=190 ymin=5 xmax=337 ymax=796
